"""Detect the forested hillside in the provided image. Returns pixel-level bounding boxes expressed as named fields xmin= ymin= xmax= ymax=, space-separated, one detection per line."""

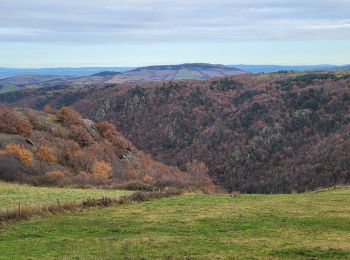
xmin=0 ymin=71 xmax=349 ymax=193
xmin=0 ymin=106 xmax=213 ymax=190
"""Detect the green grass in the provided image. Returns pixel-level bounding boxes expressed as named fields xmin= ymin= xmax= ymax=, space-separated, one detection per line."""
xmin=0 ymin=182 xmax=133 ymax=209
xmin=0 ymin=84 xmax=20 ymax=93
xmin=175 ymin=69 xmax=203 ymax=80
xmin=1 ymin=187 xmax=350 ymax=259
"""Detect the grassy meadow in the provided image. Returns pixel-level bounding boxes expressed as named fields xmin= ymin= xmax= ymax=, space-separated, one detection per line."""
xmin=0 ymin=186 xmax=349 ymax=259
xmin=0 ymin=182 xmax=133 ymax=209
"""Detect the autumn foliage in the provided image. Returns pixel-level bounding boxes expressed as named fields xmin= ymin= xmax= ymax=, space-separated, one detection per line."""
xmin=36 ymin=145 xmax=57 ymax=164
xmin=97 ymin=121 xmax=118 ymax=138
xmin=0 ymin=107 xmax=195 ymax=190
xmin=5 ymin=144 xmax=33 ymax=167
xmin=91 ymin=160 xmax=113 ymax=183
xmin=0 ymin=105 xmax=32 ymax=136
xmin=56 ymin=107 xmax=83 ymax=126
xmin=2 ymin=71 xmax=349 ymax=192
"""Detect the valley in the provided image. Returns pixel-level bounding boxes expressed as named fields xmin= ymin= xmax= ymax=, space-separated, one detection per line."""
xmin=1 ymin=1 xmax=349 ymax=258
xmin=1 ymin=70 xmax=349 ymax=193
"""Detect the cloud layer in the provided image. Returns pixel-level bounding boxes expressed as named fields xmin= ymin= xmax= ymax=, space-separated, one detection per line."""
xmin=1 ymin=0 xmax=349 ymax=43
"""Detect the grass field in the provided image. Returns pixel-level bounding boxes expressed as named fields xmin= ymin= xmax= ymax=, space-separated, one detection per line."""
xmin=0 ymin=84 xmax=20 ymax=94
xmin=0 ymin=187 xmax=349 ymax=259
xmin=0 ymin=182 xmax=133 ymax=209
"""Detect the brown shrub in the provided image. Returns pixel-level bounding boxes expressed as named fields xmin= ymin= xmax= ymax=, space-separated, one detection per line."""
xmin=56 ymin=107 xmax=83 ymax=126
xmin=36 ymin=145 xmax=57 ymax=164
xmin=43 ymin=171 xmax=71 ymax=186
xmin=43 ymin=105 xmax=54 ymax=114
xmin=185 ymin=160 xmax=216 ymax=192
xmin=97 ymin=121 xmax=118 ymax=138
xmin=70 ymin=125 xmax=94 ymax=146
xmin=91 ymin=160 xmax=113 ymax=183
xmin=5 ymin=144 xmax=33 ymax=167
xmin=0 ymin=106 xmax=32 ymax=136
xmin=73 ymin=171 xmax=93 ymax=186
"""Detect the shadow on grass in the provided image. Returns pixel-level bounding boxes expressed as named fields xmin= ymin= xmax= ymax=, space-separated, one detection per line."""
xmin=270 ymin=247 xmax=350 ymax=259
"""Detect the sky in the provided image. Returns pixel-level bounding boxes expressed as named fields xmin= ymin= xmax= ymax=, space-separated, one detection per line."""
xmin=0 ymin=0 xmax=349 ymax=67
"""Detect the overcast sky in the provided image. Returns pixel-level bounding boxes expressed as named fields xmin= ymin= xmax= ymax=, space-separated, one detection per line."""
xmin=0 ymin=0 xmax=349 ymax=67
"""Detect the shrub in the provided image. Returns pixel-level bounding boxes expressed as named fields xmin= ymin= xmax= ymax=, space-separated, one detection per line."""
xmin=97 ymin=121 xmax=118 ymax=138
xmin=143 ymin=175 xmax=154 ymax=183
xmin=5 ymin=144 xmax=33 ymax=167
xmin=36 ymin=145 xmax=57 ymax=165
xmin=0 ymin=106 xmax=32 ymax=136
xmin=43 ymin=171 xmax=71 ymax=186
xmin=91 ymin=160 xmax=113 ymax=183
xmin=70 ymin=125 xmax=94 ymax=146
xmin=56 ymin=107 xmax=83 ymax=126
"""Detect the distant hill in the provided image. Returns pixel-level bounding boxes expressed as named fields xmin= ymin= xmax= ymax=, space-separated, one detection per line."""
xmin=0 ymin=73 xmax=119 ymax=92
xmin=1 ymin=64 xmax=348 ymax=78
xmin=324 ymin=65 xmax=350 ymax=71
xmin=92 ymin=71 xmax=122 ymax=76
xmin=0 ymin=64 xmax=244 ymax=92
xmin=106 ymin=63 xmax=245 ymax=83
xmin=232 ymin=64 xmax=350 ymax=73
xmin=0 ymin=67 xmax=134 ymax=77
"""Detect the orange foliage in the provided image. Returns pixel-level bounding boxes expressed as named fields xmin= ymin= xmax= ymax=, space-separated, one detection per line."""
xmin=143 ymin=175 xmax=154 ymax=183
xmin=5 ymin=144 xmax=33 ymax=167
xmin=36 ymin=145 xmax=57 ymax=164
xmin=56 ymin=107 xmax=83 ymax=125
xmin=91 ymin=160 xmax=113 ymax=183
xmin=97 ymin=121 xmax=118 ymax=138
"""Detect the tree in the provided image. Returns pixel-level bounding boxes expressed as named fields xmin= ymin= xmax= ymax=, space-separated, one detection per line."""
xmin=0 ymin=106 xmax=32 ymax=136
xmin=97 ymin=121 xmax=118 ymax=138
xmin=91 ymin=160 xmax=113 ymax=183
xmin=36 ymin=145 xmax=57 ymax=165
xmin=56 ymin=107 xmax=83 ymax=126
xmin=5 ymin=144 xmax=33 ymax=167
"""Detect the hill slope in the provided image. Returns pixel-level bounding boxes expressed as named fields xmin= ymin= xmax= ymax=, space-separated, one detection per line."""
xmin=0 ymin=106 xmax=212 ymax=190
xmin=0 ymin=71 xmax=349 ymax=193
xmin=1 ymin=188 xmax=350 ymax=258
xmin=106 ymin=63 xmax=245 ymax=83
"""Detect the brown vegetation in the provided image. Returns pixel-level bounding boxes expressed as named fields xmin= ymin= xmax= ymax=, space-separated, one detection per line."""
xmin=0 ymin=106 xmax=212 ymax=191
xmin=0 ymin=105 xmax=32 ymax=136
xmin=5 ymin=144 xmax=33 ymax=167
xmin=1 ymin=71 xmax=349 ymax=192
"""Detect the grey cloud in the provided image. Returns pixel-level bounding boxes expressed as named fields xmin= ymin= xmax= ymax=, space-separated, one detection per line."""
xmin=0 ymin=0 xmax=349 ymax=43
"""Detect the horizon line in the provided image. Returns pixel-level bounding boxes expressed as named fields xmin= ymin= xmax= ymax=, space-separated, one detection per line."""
xmin=0 ymin=63 xmax=349 ymax=69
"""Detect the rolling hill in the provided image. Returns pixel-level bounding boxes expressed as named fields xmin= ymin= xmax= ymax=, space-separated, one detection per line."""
xmin=0 ymin=67 xmax=134 ymax=77
xmin=0 ymin=64 xmax=244 ymax=93
xmin=106 ymin=63 xmax=245 ymax=83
